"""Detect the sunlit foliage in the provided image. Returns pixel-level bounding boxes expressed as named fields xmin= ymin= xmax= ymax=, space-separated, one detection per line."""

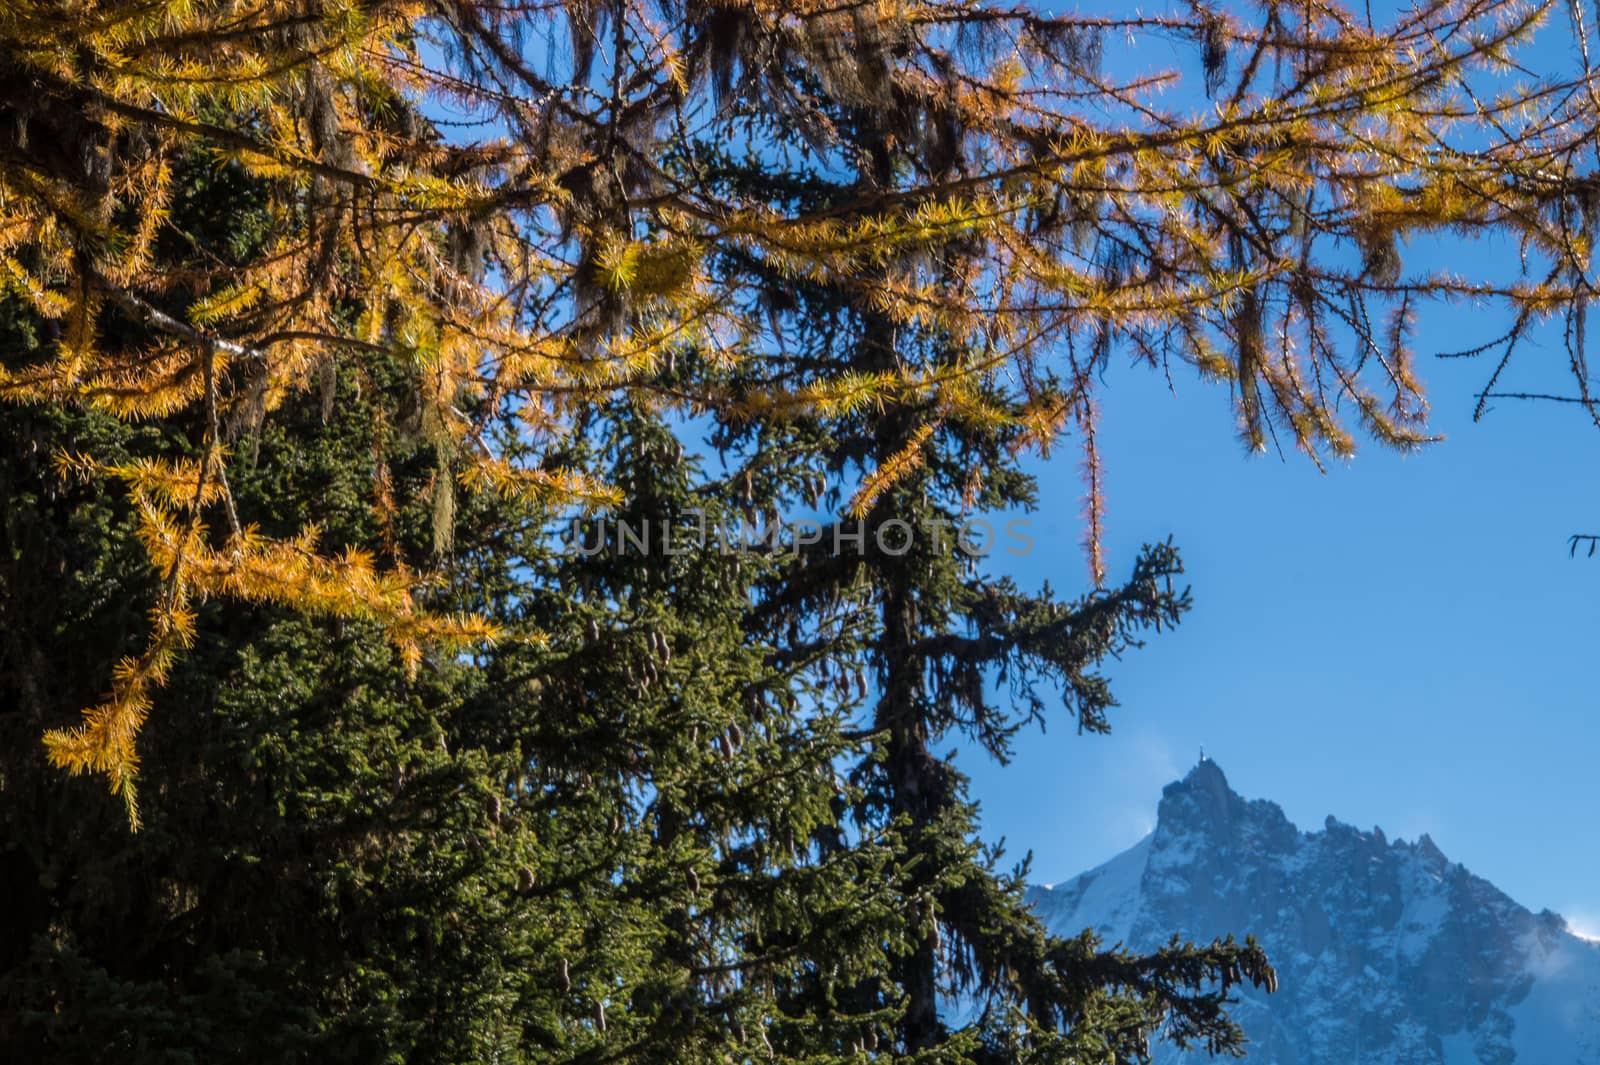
xmin=1 ymin=0 xmax=1594 ymax=808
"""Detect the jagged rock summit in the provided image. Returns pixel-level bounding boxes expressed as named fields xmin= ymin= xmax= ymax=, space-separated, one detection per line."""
xmin=1028 ymin=761 xmax=1600 ymax=1064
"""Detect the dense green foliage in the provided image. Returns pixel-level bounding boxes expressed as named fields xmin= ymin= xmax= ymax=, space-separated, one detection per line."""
xmin=0 ymin=167 xmax=1272 ymax=1065
xmin=0 ymin=364 xmax=1270 ymax=1065
xmin=0 ymin=325 xmax=884 ymax=1062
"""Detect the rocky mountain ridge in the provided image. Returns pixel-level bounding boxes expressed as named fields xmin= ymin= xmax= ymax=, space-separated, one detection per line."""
xmin=1026 ymin=761 xmax=1600 ymax=1064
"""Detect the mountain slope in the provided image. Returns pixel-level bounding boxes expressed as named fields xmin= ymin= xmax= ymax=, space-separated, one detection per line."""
xmin=1027 ymin=761 xmax=1600 ymax=1064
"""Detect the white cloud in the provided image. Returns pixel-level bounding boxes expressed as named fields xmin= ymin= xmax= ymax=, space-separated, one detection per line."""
xmin=1562 ymin=909 xmax=1600 ymax=943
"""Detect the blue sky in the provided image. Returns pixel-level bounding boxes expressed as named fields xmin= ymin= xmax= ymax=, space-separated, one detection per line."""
xmin=939 ymin=0 xmax=1600 ymax=942
xmin=961 ymin=248 xmax=1600 ymax=931
xmin=506 ymin=0 xmax=1600 ymax=933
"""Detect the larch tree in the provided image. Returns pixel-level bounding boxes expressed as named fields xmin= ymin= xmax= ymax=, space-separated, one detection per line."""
xmin=3 ymin=0 xmax=1595 ymax=810
xmin=4 ymin=0 xmax=1600 ymax=1063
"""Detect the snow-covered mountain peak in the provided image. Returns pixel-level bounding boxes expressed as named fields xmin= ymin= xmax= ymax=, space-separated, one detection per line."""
xmin=1027 ymin=764 xmax=1600 ymax=1064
